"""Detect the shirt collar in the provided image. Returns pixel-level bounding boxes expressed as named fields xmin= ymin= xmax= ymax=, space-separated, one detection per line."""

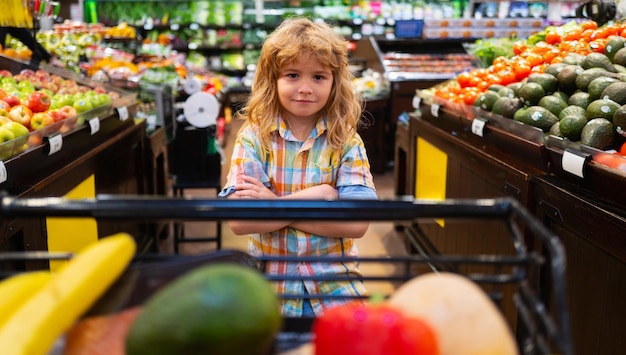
xmin=272 ymin=116 xmax=328 ymax=141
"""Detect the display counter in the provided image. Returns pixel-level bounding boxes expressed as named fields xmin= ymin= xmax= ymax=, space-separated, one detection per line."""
xmin=397 ymin=97 xmax=626 ymax=354
xmin=0 ymin=56 xmax=154 ymax=269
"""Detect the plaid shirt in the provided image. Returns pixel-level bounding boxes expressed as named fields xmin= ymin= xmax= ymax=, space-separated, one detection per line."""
xmin=219 ymin=116 xmax=377 ymax=316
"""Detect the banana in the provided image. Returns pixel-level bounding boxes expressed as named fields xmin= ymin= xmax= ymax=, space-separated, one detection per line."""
xmin=0 ymin=233 xmax=136 ymax=355
xmin=0 ymin=271 xmax=52 ymax=329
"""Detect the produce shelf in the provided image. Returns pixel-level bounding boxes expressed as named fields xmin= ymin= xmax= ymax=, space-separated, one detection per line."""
xmin=0 ymin=196 xmax=572 ymax=355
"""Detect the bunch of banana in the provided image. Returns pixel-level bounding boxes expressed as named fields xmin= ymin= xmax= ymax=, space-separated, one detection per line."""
xmin=103 ymin=22 xmax=137 ymax=39
xmin=1 ymin=0 xmax=33 ymax=28
xmin=0 ymin=233 xmax=136 ymax=355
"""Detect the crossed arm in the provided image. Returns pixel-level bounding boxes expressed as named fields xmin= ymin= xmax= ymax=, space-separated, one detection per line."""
xmin=226 ymin=175 xmax=369 ymax=238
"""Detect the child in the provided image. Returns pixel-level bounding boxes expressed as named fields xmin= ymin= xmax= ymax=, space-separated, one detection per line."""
xmin=219 ymin=17 xmax=377 ymax=317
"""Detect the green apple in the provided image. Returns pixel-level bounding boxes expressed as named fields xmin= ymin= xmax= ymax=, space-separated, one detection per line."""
xmin=73 ymin=98 xmax=94 ymax=114
xmin=3 ymin=121 xmax=30 ymax=138
xmin=0 ymin=125 xmax=16 ymax=143
xmin=17 ymin=80 xmax=35 ymax=94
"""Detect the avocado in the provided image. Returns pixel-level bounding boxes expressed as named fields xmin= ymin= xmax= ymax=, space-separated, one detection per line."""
xmin=544 ymin=63 xmax=569 ymax=78
xmin=585 ymin=98 xmax=620 ymax=122
xmin=605 ymin=35 xmax=625 ymax=62
xmin=611 ymin=47 xmax=626 ymax=67
xmin=538 ymin=95 xmax=568 ymax=117
xmin=513 ymin=106 xmax=529 ymax=122
xmin=561 ymin=52 xmax=585 ymax=66
xmin=474 ymin=91 xmax=500 ymax=111
xmin=492 ymin=96 xmax=523 ymax=118
xmin=518 ymin=106 xmax=559 ymax=132
xmin=559 ymin=114 xmax=588 ymax=141
xmin=518 ymin=82 xmax=545 ymax=106
xmin=611 ymin=104 xmax=626 ymax=131
xmin=568 ymin=92 xmax=592 ymax=109
xmin=581 ymin=52 xmax=617 ymax=72
xmin=126 ymin=263 xmax=282 ymax=355
xmin=557 ymin=65 xmax=584 ymax=94
xmin=487 ymin=84 xmax=506 ymax=93
xmin=527 ymin=72 xmax=559 ymax=94
xmin=553 ymin=91 xmax=570 ymax=103
xmin=549 ymin=121 xmax=563 ymax=137
xmin=559 ymin=105 xmax=587 ymax=121
xmin=497 ymin=87 xmax=517 ymax=99
xmin=581 ymin=118 xmax=615 ymax=149
xmin=575 ymin=68 xmax=620 ymax=92
xmin=587 ymin=76 xmax=620 ymax=100
xmin=506 ymin=82 xmax=523 ymax=96
xmin=600 ymin=81 xmax=626 ymax=105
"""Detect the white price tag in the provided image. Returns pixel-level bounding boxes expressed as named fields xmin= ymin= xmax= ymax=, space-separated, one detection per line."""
xmin=562 ymin=149 xmax=588 ymax=178
xmin=170 ymin=23 xmax=180 ymax=31
xmin=471 ymin=118 xmax=487 ymax=137
xmin=412 ymin=96 xmax=421 ymax=109
xmin=89 ymin=117 xmax=100 ymax=135
xmin=0 ymin=160 xmax=7 ymax=184
xmin=117 ymin=106 xmax=129 ymax=121
xmin=431 ymin=104 xmax=440 ymax=117
xmin=48 ymin=134 xmax=63 ymax=156
xmin=189 ymin=23 xmax=200 ymax=30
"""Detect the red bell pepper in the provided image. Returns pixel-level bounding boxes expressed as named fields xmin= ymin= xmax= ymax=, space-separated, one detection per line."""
xmin=312 ymin=302 xmax=439 ymax=355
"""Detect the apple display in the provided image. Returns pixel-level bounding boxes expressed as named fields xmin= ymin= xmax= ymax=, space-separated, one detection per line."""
xmin=29 ymin=112 xmax=54 ymax=131
xmin=0 ymin=100 xmax=10 ymax=111
xmin=26 ymin=91 xmax=51 ymax=113
xmin=8 ymin=105 xmax=33 ymax=127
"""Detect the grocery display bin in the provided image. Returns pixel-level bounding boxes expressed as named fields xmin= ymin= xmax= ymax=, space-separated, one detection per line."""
xmin=0 ymin=196 xmax=572 ymax=354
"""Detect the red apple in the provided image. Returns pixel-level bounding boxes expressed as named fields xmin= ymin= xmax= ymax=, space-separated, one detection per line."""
xmin=0 ymin=70 xmax=12 ymax=78
xmin=25 ymin=91 xmax=51 ymax=113
xmin=29 ymin=112 xmax=54 ymax=130
xmin=0 ymin=100 xmax=10 ymax=111
xmin=49 ymin=106 xmax=76 ymax=123
xmin=3 ymin=95 xmax=20 ymax=107
xmin=8 ymin=104 xmax=33 ymax=127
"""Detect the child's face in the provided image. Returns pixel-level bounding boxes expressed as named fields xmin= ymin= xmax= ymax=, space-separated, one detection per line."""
xmin=277 ymin=54 xmax=333 ymax=123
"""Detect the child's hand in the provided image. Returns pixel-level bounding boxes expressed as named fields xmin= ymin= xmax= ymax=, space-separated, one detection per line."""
xmin=233 ymin=175 xmax=277 ymax=199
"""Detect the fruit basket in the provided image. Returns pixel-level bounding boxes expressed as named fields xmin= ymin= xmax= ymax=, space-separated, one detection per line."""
xmin=0 ymin=196 xmax=573 ymax=355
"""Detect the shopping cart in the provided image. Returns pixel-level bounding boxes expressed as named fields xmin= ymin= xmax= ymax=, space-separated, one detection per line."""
xmin=0 ymin=196 xmax=572 ymax=355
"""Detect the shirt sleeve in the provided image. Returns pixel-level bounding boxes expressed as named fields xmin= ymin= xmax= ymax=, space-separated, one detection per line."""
xmin=338 ymin=185 xmax=378 ymax=200
xmin=335 ymin=133 xmax=377 ymax=198
xmin=218 ymin=126 xmax=271 ymax=198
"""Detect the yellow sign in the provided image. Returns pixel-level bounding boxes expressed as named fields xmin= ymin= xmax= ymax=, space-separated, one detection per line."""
xmin=46 ymin=175 xmax=98 ymax=271
xmin=415 ymin=137 xmax=447 ymax=226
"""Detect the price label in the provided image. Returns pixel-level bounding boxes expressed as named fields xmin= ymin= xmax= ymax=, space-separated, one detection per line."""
xmin=562 ymin=148 xmax=589 ymax=178
xmin=412 ymin=96 xmax=421 ymax=109
xmin=170 ymin=23 xmax=180 ymax=31
xmin=0 ymin=160 xmax=7 ymax=184
xmin=431 ymin=104 xmax=440 ymax=117
xmin=117 ymin=106 xmax=129 ymax=121
xmin=143 ymin=23 xmax=154 ymax=30
xmin=89 ymin=117 xmax=100 ymax=135
xmin=189 ymin=23 xmax=200 ymax=30
xmin=48 ymin=134 xmax=63 ymax=156
xmin=471 ymin=118 xmax=487 ymax=137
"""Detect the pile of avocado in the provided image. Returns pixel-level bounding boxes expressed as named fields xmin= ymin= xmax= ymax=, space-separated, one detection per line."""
xmin=474 ymin=36 xmax=626 ymax=150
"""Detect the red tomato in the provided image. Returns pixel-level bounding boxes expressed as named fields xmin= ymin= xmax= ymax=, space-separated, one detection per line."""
xmin=313 ymin=302 xmax=439 ymax=355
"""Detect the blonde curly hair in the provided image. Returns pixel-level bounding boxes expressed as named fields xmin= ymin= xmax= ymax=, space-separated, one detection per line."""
xmin=237 ymin=17 xmax=364 ymax=152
